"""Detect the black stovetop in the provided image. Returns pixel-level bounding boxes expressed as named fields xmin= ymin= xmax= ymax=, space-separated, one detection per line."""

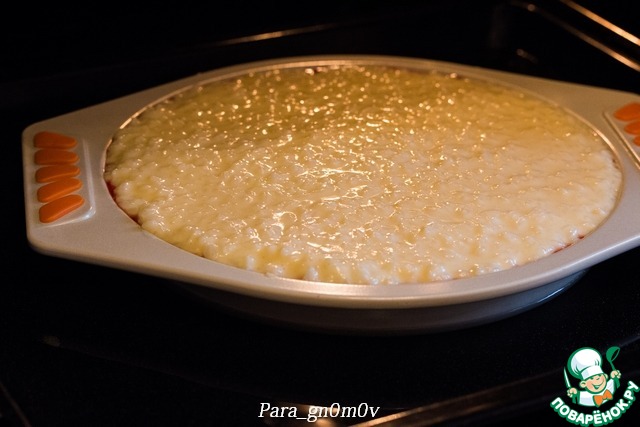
xmin=3 ymin=1 xmax=640 ymax=426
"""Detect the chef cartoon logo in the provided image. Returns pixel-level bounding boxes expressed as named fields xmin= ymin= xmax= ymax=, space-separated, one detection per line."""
xmin=565 ymin=347 xmax=621 ymax=407
xmin=550 ymin=346 xmax=639 ymax=425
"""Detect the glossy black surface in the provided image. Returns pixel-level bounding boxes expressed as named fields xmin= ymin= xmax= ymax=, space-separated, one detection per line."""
xmin=3 ymin=1 xmax=640 ymax=425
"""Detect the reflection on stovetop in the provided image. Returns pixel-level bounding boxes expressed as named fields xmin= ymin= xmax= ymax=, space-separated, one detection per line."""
xmin=3 ymin=0 xmax=640 ymax=425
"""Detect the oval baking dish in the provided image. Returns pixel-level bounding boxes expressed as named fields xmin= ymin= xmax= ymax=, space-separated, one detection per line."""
xmin=22 ymin=55 xmax=640 ymax=333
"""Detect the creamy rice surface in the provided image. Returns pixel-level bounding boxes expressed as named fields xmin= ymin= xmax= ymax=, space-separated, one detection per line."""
xmin=104 ymin=64 xmax=621 ymax=284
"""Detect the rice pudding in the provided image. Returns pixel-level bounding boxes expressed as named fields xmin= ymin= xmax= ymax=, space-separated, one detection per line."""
xmin=104 ymin=64 xmax=621 ymax=285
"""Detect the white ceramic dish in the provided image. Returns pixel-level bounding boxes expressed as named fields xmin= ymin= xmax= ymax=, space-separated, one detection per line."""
xmin=22 ymin=55 xmax=640 ymax=333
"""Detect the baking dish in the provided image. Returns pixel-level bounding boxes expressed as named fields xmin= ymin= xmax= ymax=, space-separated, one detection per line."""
xmin=22 ymin=55 xmax=640 ymax=333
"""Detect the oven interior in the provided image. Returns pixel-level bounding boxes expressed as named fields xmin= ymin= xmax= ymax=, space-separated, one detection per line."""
xmin=3 ymin=1 xmax=640 ymax=425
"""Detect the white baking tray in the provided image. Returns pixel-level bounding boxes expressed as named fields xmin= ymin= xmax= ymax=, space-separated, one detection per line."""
xmin=21 ymin=55 xmax=640 ymax=333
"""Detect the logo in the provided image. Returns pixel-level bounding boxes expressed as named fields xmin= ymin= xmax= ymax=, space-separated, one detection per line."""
xmin=550 ymin=346 xmax=638 ymax=425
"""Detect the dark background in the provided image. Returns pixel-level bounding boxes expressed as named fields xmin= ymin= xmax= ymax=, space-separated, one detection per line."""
xmin=2 ymin=1 xmax=640 ymax=425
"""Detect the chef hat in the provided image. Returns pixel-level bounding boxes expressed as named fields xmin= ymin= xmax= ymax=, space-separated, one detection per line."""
xmin=568 ymin=347 xmax=604 ymax=380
